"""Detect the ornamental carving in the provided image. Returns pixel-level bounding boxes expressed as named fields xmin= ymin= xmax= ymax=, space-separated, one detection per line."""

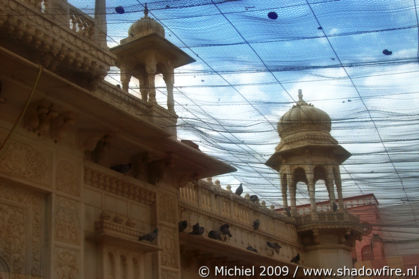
xmin=0 ymin=140 xmax=52 ymax=186
xmin=54 ymin=247 xmax=80 ymax=279
xmin=160 ymin=226 xmax=179 ymax=268
xmin=158 ymin=193 xmax=177 ymax=224
xmin=84 ymin=167 xmax=156 ymax=205
xmin=55 ymin=196 xmax=81 ymax=245
xmin=0 ymin=182 xmax=44 ymax=277
xmin=56 ymin=160 xmax=81 ymax=197
xmin=161 ymin=269 xmax=179 ymax=279
xmin=0 ymin=0 xmax=115 ymax=88
xmin=0 ymin=203 xmax=25 ymax=274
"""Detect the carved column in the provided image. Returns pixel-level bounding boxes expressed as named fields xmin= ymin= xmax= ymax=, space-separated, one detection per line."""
xmin=120 ymin=65 xmax=131 ymax=92
xmin=95 ymin=0 xmax=108 ymax=48
xmin=334 ymin=166 xmax=344 ymax=211
xmin=326 ymin=166 xmax=337 ymax=210
xmin=280 ymin=173 xmax=289 ymax=210
xmin=163 ymin=63 xmax=175 ymax=112
xmin=288 ymin=174 xmax=297 ymax=216
xmin=145 ymin=54 xmax=157 ymax=104
xmin=305 ymin=171 xmax=317 ymax=217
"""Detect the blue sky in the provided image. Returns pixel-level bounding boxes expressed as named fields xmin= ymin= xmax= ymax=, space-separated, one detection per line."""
xmin=70 ymin=0 xmax=419 ymax=210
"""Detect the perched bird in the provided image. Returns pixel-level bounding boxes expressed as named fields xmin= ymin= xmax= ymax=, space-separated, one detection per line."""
xmin=267 ymin=241 xmax=282 ymax=254
xmin=139 ymin=228 xmax=158 ymax=242
xmin=252 ymin=219 xmax=260 ymax=230
xmin=111 ymin=163 xmax=132 ymax=174
xmin=246 ymin=245 xmax=258 ymax=253
xmin=178 ymin=220 xmax=188 ymax=232
xmin=291 ymin=253 xmax=300 ymax=264
xmin=190 ymin=223 xmax=204 ymax=235
xmin=249 ymin=195 xmax=259 ymax=203
xmin=332 ymin=202 xmax=338 ymax=212
xmin=235 ymin=183 xmax=243 ymax=196
xmin=220 ymin=224 xmax=232 ymax=237
xmin=208 ymin=230 xmax=223 ymax=240
xmin=285 ymin=207 xmax=291 ymax=217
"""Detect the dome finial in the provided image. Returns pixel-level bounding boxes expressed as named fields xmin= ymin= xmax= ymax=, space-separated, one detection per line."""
xmin=144 ymin=3 xmax=149 ymax=17
xmin=298 ymin=89 xmax=303 ymax=102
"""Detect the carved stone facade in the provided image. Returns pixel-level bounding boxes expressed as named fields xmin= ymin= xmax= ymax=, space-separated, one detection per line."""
xmin=0 ymin=140 xmax=52 ymax=186
xmin=54 ymin=247 xmax=80 ymax=279
xmin=0 ymin=2 xmax=365 ymax=278
xmin=56 ymin=160 xmax=81 ymax=197
xmin=55 ymin=196 xmax=81 ymax=245
xmin=0 ymin=180 xmax=45 ymax=278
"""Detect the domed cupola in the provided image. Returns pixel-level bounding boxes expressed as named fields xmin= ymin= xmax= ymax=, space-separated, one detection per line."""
xmin=128 ymin=4 xmax=165 ymax=39
xmin=266 ymin=89 xmax=351 ymax=217
xmin=278 ymin=89 xmax=331 ymax=138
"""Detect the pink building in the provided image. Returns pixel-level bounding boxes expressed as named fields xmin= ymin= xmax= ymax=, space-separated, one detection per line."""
xmin=279 ymin=194 xmax=419 ymax=277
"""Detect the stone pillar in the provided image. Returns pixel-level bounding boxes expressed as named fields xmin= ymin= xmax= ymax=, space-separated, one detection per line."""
xmin=120 ymin=66 xmax=131 ymax=92
xmin=280 ymin=173 xmax=289 ymax=210
xmin=288 ymin=175 xmax=297 ymax=216
xmin=145 ymin=54 xmax=157 ymax=104
xmin=326 ymin=167 xmax=337 ymax=210
xmin=163 ymin=64 xmax=175 ymax=112
xmin=334 ymin=166 xmax=344 ymax=211
xmin=306 ymin=172 xmax=317 ymax=217
xmin=95 ymin=0 xmax=108 ymax=48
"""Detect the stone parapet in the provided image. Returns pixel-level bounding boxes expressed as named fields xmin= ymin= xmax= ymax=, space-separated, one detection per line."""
xmin=0 ymin=0 xmax=115 ymax=88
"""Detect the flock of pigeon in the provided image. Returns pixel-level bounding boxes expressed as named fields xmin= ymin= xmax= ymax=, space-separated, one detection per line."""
xmin=176 ymin=220 xmax=299 ymax=264
xmin=136 ymin=185 xmax=300 ymax=264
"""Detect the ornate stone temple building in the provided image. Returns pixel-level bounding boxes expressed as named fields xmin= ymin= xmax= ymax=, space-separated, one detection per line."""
xmin=0 ymin=1 xmax=366 ymax=278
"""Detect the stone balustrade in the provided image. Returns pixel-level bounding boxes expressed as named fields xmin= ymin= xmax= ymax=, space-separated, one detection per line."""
xmin=0 ymin=0 xmax=115 ymax=88
xmin=180 ymin=181 xmax=302 ymax=262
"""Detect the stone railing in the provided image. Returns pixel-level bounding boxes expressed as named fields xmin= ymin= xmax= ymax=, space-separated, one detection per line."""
xmin=0 ymin=0 xmax=115 ymax=87
xmin=95 ymin=82 xmax=178 ymax=135
xmin=295 ymin=211 xmax=362 ymax=232
xmin=68 ymin=5 xmax=95 ymax=40
xmin=179 ymin=180 xmax=302 ymax=262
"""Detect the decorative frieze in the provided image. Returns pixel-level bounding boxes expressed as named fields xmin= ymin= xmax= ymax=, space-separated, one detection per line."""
xmin=56 ymin=159 xmax=81 ymax=197
xmin=54 ymin=247 xmax=80 ymax=279
xmin=55 ymin=196 xmax=81 ymax=245
xmin=0 ymin=140 xmax=52 ymax=186
xmin=160 ymin=226 xmax=179 ymax=268
xmin=84 ymin=167 xmax=156 ymax=205
xmin=158 ymin=193 xmax=177 ymax=224
xmin=0 ymin=181 xmax=45 ymax=277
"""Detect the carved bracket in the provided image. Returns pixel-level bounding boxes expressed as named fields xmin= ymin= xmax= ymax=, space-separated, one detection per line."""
xmin=24 ymin=99 xmax=76 ymax=143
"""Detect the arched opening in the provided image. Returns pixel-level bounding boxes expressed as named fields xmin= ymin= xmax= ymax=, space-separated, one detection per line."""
xmin=313 ymin=166 xmax=330 ymax=210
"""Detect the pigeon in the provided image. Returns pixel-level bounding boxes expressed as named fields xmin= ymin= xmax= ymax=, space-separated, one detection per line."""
xmin=139 ymin=228 xmax=158 ymax=242
xmin=267 ymin=241 xmax=282 ymax=254
xmin=253 ymin=219 xmax=260 ymax=230
xmin=249 ymin=195 xmax=259 ymax=203
xmin=235 ymin=183 xmax=243 ymax=196
xmin=285 ymin=207 xmax=291 ymax=217
xmin=220 ymin=224 xmax=232 ymax=237
xmin=332 ymin=202 xmax=338 ymax=212
xmin=208 ymin=230 xmax=223 ymax=240
xmin=246 ymin=245 xmax=258 ymax=253
xmin=291 ymin=253 xmax=300 ymax=264
xmin=190 ymin=223 xmax=204 ymax=235
xmin=178 ymin=220 xmax=187 ymax=232
xmin=110 ymin=163 xmax=132 ymax=174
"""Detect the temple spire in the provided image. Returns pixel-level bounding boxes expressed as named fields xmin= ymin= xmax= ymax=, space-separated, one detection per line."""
xmin=298 ymin=89 xmax=303 ymax=102
xmin=144 ymin=3 xmax=149 ymax=17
